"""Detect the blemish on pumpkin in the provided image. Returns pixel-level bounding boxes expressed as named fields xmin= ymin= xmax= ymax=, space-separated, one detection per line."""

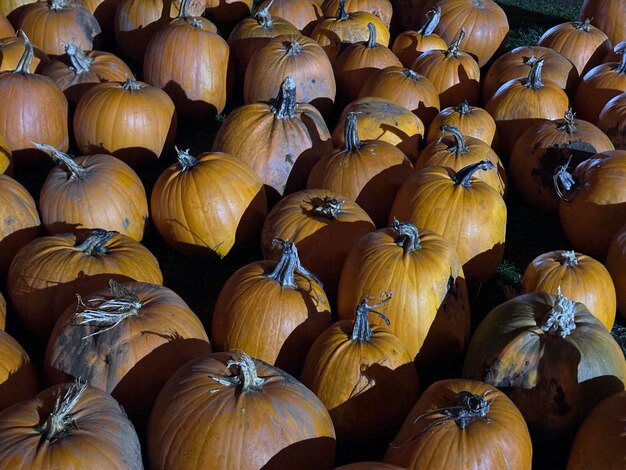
xmin=554 ymin=385 xmax=572 ymax=416
xmin=4 ymin=216 xmax=14 ymax=227
xmin=122 ymin=218 xmax=130 ymax=230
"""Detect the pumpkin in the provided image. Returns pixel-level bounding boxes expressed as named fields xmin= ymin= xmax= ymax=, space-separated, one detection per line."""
xmin=205 ymin=0 xmax=252 ymax=24
xmin=0 ymin=292 xmax=5 ymax=330
xmin=147 ymin=351 xmax=336 ymax=470
xmin=606 ymin=224 xmax=626 ymax=319
xmin=419 ymin=0 xmax=509 ymax=67
xmin=151 ymin=148 xmax=267 ymax=258
xmin=244 ymin=33 xmax=336 ymax=118
xmin=426 ymin=100 xmax=496 ymax=146
xmin=227 ymin=3 xmax=300 ymax=79
xmin=463 ymin=289 xmax=626 ymax=457
xmin=410 ymin=29 xmax=481 ymax=109
xmin=36 ymin=144 xmax=148 ymax=241
xmin=212 ymin=239 xmax=331 ymax=377
xmin=310 ymin=0 xmax=390 ymax=65
xmin=0 ymin=0 xmax=36 ymax=19
xmin=334 ymin=22 xmax=402 ymax=104
xmin=0 ymin=133 xmax=11 ymax=175
xmin=485 ymin=57 xmax=570 ymax=158
xmin=358 ymin=66 xmax=440 ymax=128
xmin=0 ymin=36 xmax=49 ymax=73
xmin=0 ymin=32 xmax=68 ymax=166
xmin=73 ymin=77 xmax=177 ymax=168
xmin=521 ymin=250 xmax=616 ymax=330
xmin=384 ymin=379 xmax=533 ymax=470
xmin=0 ymin=174 xmax=40 ymax=282
xmin=416 ymin=124 xmax=505 ymax=195
xmin=307 ymin=112 xmax=413 ymax=227
xmin=0 ymin=330 xmax=38 ymax=412
xmin=567 ymin=390 xmax=626 ymax=469
xmin=262 ymin=0 xmax=322 ymax=34
xmin=391 ymin=6 xmax=446 ymax=68
xmin=42 ymin=44 xmax=132 ymax=109
xmin=7 ymin=229 xmax=163 ymax=342
xmin=482 ymin=46 xmax=578 ymax=104
xmin=261 ymin=189 xmax=376 ymax=300
xmin=556 ymin=150 xmax=626 ymax=260
xmin=331 ymin=97 xmax=424 ymax=163
xmin=509 ymin=109 xmax=614 ymax=213
xmin=80 ymin=0 xmax=121 ymax=47
xmin=336 ymin=220 xmax=471 ymax=379
xmin=321 ymin=0 xmax=393 ymax=29
xmin=580 ymin=0 xmax=626 ymax=47
xmin=574 ymin=42 xmax=626 ymax=124
xmin=14 ymin=0 xmax=101 ymax=56
xmin=300 ymin=291 xmax=419 ymax=453
xmin=213 ymin=76 xmax=333 ymax=201
xmin=538 ymin=19 xmax=611 ymax=77
xmin=143 ymin=1 xmax=228 ymax=119
xmin=390 ymin=161 xmax=507 ymax=282
xmin=0 ymin=12 xmax=14 ymax=38
xmin=335 ymin=464 xmax=404 ymax=470
xmin=44 ymin=280 xmax=211 ymax=431
xmin=0 ymin=381 xmax=143 ymax=469
xmin=597 ymin=90 xmax=626 ymax=149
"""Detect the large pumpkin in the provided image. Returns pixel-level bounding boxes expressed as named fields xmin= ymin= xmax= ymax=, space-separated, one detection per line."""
xmin=606 ymin=224 xmax=626 ymax=319
xmin=425 ymin=100 xmax=496 ymax=146
xmin=44 ymin=280 xmax=212 ymax=430
xmin=147 ymin=351 xmax=336 ymax=470
xmin=580 ymin=0 xmax=626 ymax=47
xmin=0 ymin=0 xmax=36 ymax=19
xmin=262 ymin=0 xmax=322 ymax=34
xmin=151 ymin=148 xmax=267 ymax=258
xmin=597 ymin=90 xmax=626 ymax=149
xmin=0 ymin=330 xmax=38 ymax=413
xmin=391 ymin=6 xmax=446 ymax=68
xmin=384 ymin=379 xmax=533 ymax=469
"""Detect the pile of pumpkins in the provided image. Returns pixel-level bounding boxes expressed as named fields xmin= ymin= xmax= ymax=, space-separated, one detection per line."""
xmin=0 ymin=0 xmax=625 ymax=468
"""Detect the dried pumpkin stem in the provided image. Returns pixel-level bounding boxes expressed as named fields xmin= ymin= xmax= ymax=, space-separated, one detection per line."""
xmin=267 ymin=238 xmax=322 ymax=288
xmin=176 ymin=146 xmax=198 ymax=171
xmin=75 ymin=229 xmax=116 ymax=256
xmin=391 ymin=218 xmax=421 ymax=252
xmin=525 ymin=57 xmax=545 ymax=89
xmin=453 ymin=160 xmax=495 ymax=187
xmin=337 ymin=0 xmax=349 ymax=20
xmin=615 ymin=45 xmax=626 ymax=74
xmin=32 ymin=143 xmax=86 ymax=179
xmin=272 ymin=76 xmax=297 ymax=119
xmin=39 ymin=381 xmax=88 ymax=442
xmin=50 ymin=0 xmax=71 ymax=10
xmin=177 ymin=0 xmax=193 ymax=19
xmin=439 ymin=124 xmax=468 ymax=155
xmin=365 ymin=22 xmax=377 ymax=48
xmin=417 ymin=6 xmax=441 ymax=36
xmin=310 ymin=196 xmax=345 ymax=219
xmin=445 ymin=29 xmax=465 ymax=58
xmin=121 ymin=76 xmax=142 ymax=91
xmin=66 ymin=44 xmax=93 ymax=74
xmin=211 ymin=352 xmax=267 ymax=392
xmin=559 ymin=250 xmax=579 ymax=266
xmin=403 ymin=68 xmax=420 ymax=81
xmin=574 ymin=18 xmax=592 ymax=32
xmin=284 ymin=40 xmax=302 ymax=56
xmin=14 ymin=30 xmax=33 ymax=74
xmin=541 ymin=286 xmax=577 ymax=337
xmin=343 ymin=112 xmax=361 ymax=151
xmin=558 ymin=108 xmax=577 ymax=135
xmin=351 ymin=291 xmax=392 ymax=342
xmin=74 ymin=280 xmax=143 ymax=339
xmin=456 ymin=100 xmax=471 ymax=115
xmin=553 ymin=154 xmax=576 ymax=200
xmin=255 ymin=0 xmax=274 ymax=28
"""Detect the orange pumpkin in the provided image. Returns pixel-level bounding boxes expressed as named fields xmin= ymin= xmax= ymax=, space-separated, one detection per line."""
xmin=80 ymin=0 xmax=121 ymax=47
xmin=212 ymin=240 xmax=331 ymax=376
xmin=606 ymin=224 xmax=626 ymax=319
xmin=391 ymin=6 xmax=447 ymax=68
xmin=0 ymin=36 xmax=49 ymax=73
xmin=321 ymin=0 xmax=393 ymax=29
xmin=580 ymin=0 xmax=626 ymax=47
xmin=151 ymin=149 xmax=267 ymax=258
xmin=262 ymin=0 xmax=322 ymax=34
xmin=0 ymin=133 xmax=11 ymax=175
xmin=425 ymin=100 xmax=496 ymax=146
xmin=0 ymin=292 xmax=5 ymax=330
xmin=0 ymin=330 xmax=38 ymax=412
xmin=597 ymin=90 xmax=626 ymax=149
xmin=0 ymin=0 xmax=37 ymax=19
xmin=0 ymin=12 xmax=14 ymax=38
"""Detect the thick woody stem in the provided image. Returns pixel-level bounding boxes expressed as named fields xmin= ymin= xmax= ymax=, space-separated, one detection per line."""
xmin=32 ymin=143 xmax=86 ymax=179
xmin=284 ymin=40 xmax=302 ymax=56
xmin=417 ymin=6 xmax=441 ymax=36
xmin=310 ymin=196 xmax=345 ymax=219
xmin=574 ymin=18 xmax=592 ymax=32
xmin=255 ymin=0 xmax=274 ymax=28
xmin=121 ymin=76 xmax=142 ymax=91
xmin=272 ymin=76 xmax=297 ymax=119
xmin=39 ymin=381 xmax=88 ymax=442
xmin=456 ymin=100 xmax=471 ymax=115
xmin=267 ymin=238 xmax=322 ymax=288
xmin=366 ymin=22 xmax=377 ymax=48
xmin=541 ymin=286 xmax=577 ymax=338
xmin=50 ymin=0 xmax=71 ymax=10
xmin=74 ymin=229 xmax=116 ymax=256
xmin=453 ymin=160 xmax=495 ymax=187
xmin=337 ymin=0 xmax=349 ymax=20
xmin=343 ymin=112 xmax=361 ymax=151
xmin=14 ymin=30 xmax=33 ymax=74
xmin=616 ymin=42 xmax=626 ymax=74
xmin=176 ymin=147 xmax=198 ymax=171
xmin=65 ymin=44 xmax=93 ymax=74
xmin=391 ymin=218 xmax=421 ymax=253
xmin=558 ymin=109 xmax=577 ymax=135
xmin=559 ymin=250 xmax=579 ymax=266
xmin=525 ymin=57 xmax=545 ymax=89
xmin=439 ymin=124 xmax=468 ymax=155
xmin=351 ymin=291 xmax=392 ymax=342
xmin=553 ymin=155 xmax=576 ymax=201
xmin=445 ymin=29 xmax=465 ymax=58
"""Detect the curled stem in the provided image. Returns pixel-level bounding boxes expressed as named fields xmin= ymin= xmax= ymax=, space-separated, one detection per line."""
xmin=74 ymin=229 xmax=116 ymax=256
xmin=417 ymin=7 xmax=441 ymax=36
xmin=351 ymin=291 xmax=392 ymax=342
xmin=438 ymin=124 xmax=468 ymax=155
xmin=391 ymin=218 xmax=421 ymax=253
xmin=176 ymin=146 xmax=198 ymax=171
xmin=268 ymin=238 xmax=322 ymax=288
xmin=553 ymin=155 xmax=576 ymax=201
xmin=33 ymin=143 xmax=86 ymax=179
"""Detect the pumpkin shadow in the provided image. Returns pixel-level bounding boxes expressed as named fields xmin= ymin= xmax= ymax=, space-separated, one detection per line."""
xmin=0 ymin=224 xmax=41 ymax=284
xmin=412 ymin=99 xmax=439 ymax=130
xmin=205 ymin=0 xmax=251 ymax=24
xmin=438 ymin=64 xmax=480 ymax=109
xmin=161 ymin=80 xmax=220 ymax=119
xmin=0 ymin=350 xmax=39 ymax=413
xmin=261 ymin=436 xmax=336 ymax=470
xmin=463 ymin=241 xmax=506 ymax=285
xmin=378 ymin=123 xmax=421 ymax=163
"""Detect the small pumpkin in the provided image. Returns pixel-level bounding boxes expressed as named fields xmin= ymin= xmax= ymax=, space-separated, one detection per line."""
xmin=426 ymin=100 xmax=496 ymax=146
xmin=597 ymin=90 xmax=626 ymax=149
xmin=391 ymin=6 xmax=447 ymax=68
xmin=0 ymin=330 xmax=38 ymax=412
xmin=606 ymin=224 xmax=626 ymax=319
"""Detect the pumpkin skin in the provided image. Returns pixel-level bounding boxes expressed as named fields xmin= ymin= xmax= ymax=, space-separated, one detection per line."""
xmin=358 ymin=66 xmax=440 ymax=129
xmin=73 ymin=77 xmax=177 ymax=168
xmin=244 ymin=34 xmax=336 ymax=118
xmin=212 ymin=240 xmax=331 ymax=377
xmin=44 ymin=280 xmax=212 ymax=430
xmin=463 ymin=291 xmax=626 ymax=456
xmin=558 ymin=150 xmax=626 ymax=260
xmin=321 ymin=0 xmax=393 ymax=29
xmin=425 ymin=100 xmax=496 ymax=146
xmin=0 ymin=0 xmax=36 ymax=19
xmin=0 ymin=36 xmax=49 ymax=73
xmin=261 ymin=189 xmax=376 ymax=300
xmin=300 ymin=292 xmax=419 ymax=451
xmin=410 ymin=29 xmax=481 ymax=109
xmin=263 ymin=0 xmax=322 ymax=34
xmin=0 ymin=174 xmax=41 ymax=282
xmin=509 ymin=109 xmax=614 ymax=213
xmin=143 ymin=9 xmax=228 ymax=119
xmin=0 ymin=382 xmax=143 ymax=469
xmin=597 ymin=91 xmax=626 ymax=149
xmin=384 ymin=379 xmax=533 ymax=470
xmin=37 ymin=147 xmax=149 ymax=241
xmin=336 ymin=221 xmax=471 ymax=378
xmin=0 ymin=33 xmax=68 ymax=166
xmin=607 ymin=225 xmax=626 ymax=319
xmin=147 ymin=352 xmax=337 ymax=470
xmin=391 ymin=6 xmax=447 ymax=68
xmin=0 ymin=292 xmax=5 ymax=330
xmin=0 ymin=133 xmax=12 ymax=176
xmin=0 ymin=330 xmax=38 ymax=413
xmin=521 ymin=250 xmax=616 ymax=330
xmin=307 ymin=112 xmax=414 ymax=227
xmin=0 ymin=12 xmax=14 ymax=38
xmin=14 ymin=0 xmax=101 ymax=56
xmin=213 ymin=76 xmax=333 ymax=200
xmin=567 ymin=390 xmax=626 ymax=470
xmin=335 ymin=464 xmax=404 ymax=470
xmin=538 ymin=19 xmax=611 ymax=77
xmin=419 ymin=0 xmax=509 ymax=67
xmin=390 ymin=162 xmax=507 ymax=283
xmin=80 ymin=0 xmax=122 ymax=47
xmin=482 ymin=46 xmax=578 ymax=105
xmin=331 ymin=97 xmax=424 ymax=163
xmin=42 ymin=45 xmax=132 ymax=109
xmin=7 ymin=230 xmax=163 ymax=343
xmin=151 ymin=149 xmax=267 ymax=258
xmin=580 ymin=0 xmax=626 ymax=47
